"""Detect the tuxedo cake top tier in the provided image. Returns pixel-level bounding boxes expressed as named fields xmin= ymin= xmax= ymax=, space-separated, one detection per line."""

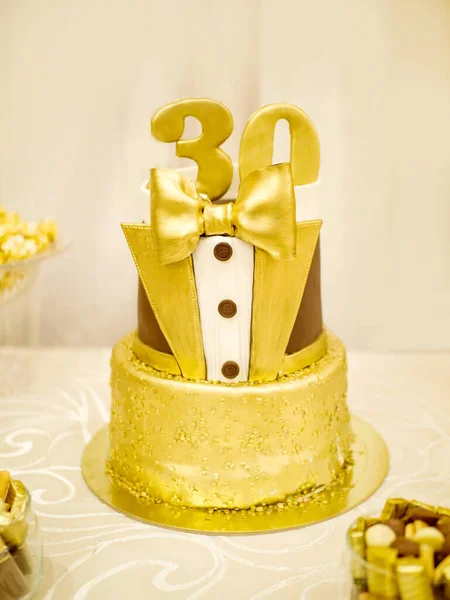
xmin=123 ymin=98 xmax=324 ymax=383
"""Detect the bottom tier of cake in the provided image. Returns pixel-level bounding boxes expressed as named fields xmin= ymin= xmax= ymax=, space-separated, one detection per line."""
xmin=107 ymin=330 xmax=352 ymax=509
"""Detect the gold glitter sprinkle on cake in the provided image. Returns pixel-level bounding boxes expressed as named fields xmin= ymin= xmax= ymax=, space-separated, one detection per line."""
xmin=107 ymin=329 xmax=352 ymax=509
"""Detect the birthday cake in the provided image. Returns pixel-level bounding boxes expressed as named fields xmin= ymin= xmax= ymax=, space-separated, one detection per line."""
xmin=106 ymin=99 xmax=352 ymax=509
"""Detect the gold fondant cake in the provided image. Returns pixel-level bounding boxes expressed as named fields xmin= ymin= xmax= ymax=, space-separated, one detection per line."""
xmin=108 ymin=330 xmax=350 ymax=508
xmin=106 ymin=98 xmax=354 ymax=510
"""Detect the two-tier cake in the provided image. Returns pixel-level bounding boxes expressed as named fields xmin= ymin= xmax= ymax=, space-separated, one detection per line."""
xmin=104 ymin=98 xmax=354 ymax=511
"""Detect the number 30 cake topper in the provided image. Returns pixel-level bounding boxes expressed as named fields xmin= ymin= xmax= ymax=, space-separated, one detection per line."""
xmin=151 ymin=98 xmax=320 ymax=201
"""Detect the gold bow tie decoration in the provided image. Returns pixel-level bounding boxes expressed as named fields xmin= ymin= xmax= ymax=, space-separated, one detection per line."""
xmin=150 ymin=163 xmax=296 ymax=265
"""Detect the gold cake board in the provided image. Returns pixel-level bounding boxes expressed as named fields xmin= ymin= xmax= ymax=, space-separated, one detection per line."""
xmin=81 ymin=415 xmax=388 ymax=535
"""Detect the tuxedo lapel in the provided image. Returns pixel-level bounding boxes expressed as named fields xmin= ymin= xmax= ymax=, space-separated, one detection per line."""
xmin=122 ymin=224 xmax=206 ymax=380
xmin=249 ymin=221 xmax=322 ymax=382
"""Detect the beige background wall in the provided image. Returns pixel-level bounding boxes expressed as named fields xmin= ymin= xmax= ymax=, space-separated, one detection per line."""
xmin=1 ymin=0 xmax=449 ymax=350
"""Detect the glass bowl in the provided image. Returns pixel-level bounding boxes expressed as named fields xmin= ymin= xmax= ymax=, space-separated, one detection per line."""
xmin=345 ymin=514 xmax=449 ymax=599
xmin=0 ymin=240 xmax=69 ymax=345
xmin=0 ymin=482 xmax=43 ymax=599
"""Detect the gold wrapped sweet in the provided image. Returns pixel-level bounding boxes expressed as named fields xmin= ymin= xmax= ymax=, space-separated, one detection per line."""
xmin=0 ymin=481 xmax=29 ymax=548
xmin=396 ymin=558 xmax=433 ymax=600
xmin=0 ymin=475 xmax=31 ymax=598
xmin=381 ymin=498 xmax=410 ymax=521
xmin=349 ymin=528 xmax=367 ymax=587
xmin=366 ymin=546 xmax=398 ymax=598
xmin=0 ymin=471 xmax=10 ymax=498
xmin=434 ymin=556 xmax=450 ymax=586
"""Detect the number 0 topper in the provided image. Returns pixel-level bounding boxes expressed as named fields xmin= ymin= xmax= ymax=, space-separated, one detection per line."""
xmin=239 ymin=103 xmax=320 ymax=187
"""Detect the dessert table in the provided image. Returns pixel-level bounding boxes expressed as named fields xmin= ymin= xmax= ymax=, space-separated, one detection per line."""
xmin=1 ymin=347 xmax=449 ymax=600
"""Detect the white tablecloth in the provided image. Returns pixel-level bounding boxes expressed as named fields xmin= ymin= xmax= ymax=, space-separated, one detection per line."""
xmin=1 ymin=347 xmax=450 ymax=600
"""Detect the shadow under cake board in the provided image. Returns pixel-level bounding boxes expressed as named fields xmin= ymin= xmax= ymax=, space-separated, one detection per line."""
xmin=81 ymin=415 xmax=389 ymax=535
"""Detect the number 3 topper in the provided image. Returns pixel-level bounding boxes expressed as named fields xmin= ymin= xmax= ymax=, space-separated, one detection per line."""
xmin=151 ymin=98 xmax=234 ymax=201
xmin=151 ymin=98 xmax=320 ymax=201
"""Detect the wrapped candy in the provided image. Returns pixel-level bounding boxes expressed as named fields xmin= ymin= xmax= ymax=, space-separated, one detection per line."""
xmin=349 ymin=528 xmax=367 ymax=587
xmin=404 ymin=502 xmax=439 ymax=525
xmin=0 ymin=471 xmax=10 ymax=499
xmin=366 ymin=546 xmax=398 ymax=598
xmin=419 ymin=544 xmax=435 ymax=579
xmin=0 ymin=474 xmax=33 ymax=598
xmin=0 ymin=481 xmax=29 ymax=549
xmin=381 ymin=498 xmax=410 ymax=520
xmin=396 ymin=558 xmax=433 ymax=600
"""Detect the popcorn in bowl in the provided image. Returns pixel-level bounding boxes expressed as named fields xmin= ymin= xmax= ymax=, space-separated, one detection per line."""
xmin=0 ymin=207 xmax=58 ymax=301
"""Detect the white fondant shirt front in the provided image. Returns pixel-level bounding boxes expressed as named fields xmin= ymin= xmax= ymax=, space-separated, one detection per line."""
xmin=193 ymin=236 xmax=254 ymax=382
